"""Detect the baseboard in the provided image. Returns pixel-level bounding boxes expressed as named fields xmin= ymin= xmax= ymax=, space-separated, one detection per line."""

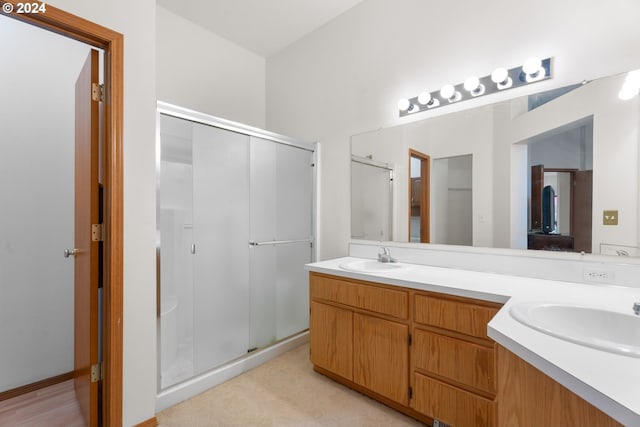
xmin=0 ymin=371 xmax=75 ymax=401
xmin=133 ymin=416 xmax=158 ymax=427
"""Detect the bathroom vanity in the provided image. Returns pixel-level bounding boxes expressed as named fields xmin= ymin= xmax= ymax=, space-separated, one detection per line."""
xmin=307 ymin=257 xmax=640 ymax=427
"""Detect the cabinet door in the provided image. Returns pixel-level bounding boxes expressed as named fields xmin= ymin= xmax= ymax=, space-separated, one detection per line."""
xmin=353 ymin=313 xmax=409 ymax=405
xmin=310 ymin=301 xmax=353 ymax=380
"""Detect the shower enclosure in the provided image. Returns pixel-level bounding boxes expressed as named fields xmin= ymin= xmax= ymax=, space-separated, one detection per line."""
xmin=156 ymin=103 xmax=315 ymax=396
xmin=350 ymin=155 xmax=393 ymax=241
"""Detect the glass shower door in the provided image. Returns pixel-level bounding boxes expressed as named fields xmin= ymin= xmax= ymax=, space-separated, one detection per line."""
xmin=192 ymin=123 xmax=250 ymax=374
xmin=158 ymin=106 xmax=315 ymax=392
xmin=159 ymin=116 xmax=252 ymax=387
xmin=158 ymin=114 xmax=195 ymax=389
xmin=249 ymin=137 xmax=313 ymax=350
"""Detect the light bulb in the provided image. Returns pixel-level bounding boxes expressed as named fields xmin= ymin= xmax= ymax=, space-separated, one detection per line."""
xmin=398 ymin=98 xmax=410 ymax=111
xmin=523 ymin=57 xmax=545 ymax=82
xmin=523 ymin=57 xmax=542 ymax=75
xmin=418 ymin=92 xmax=432 ymax=105
xmin=491 ymin=68 xmax=509 ymax=84
xmin=440 ymin=84 xmax=455 ymax=99
xmin=625 ymin=69 xmax=640 ymax=88
xmin=619 ymin=86 xmax=639 ymax=101
xmin=464 ymin=76 xmax=485 ymax=96
xmin=464 ymin=76 xmax=480 ymax=92
xmin=491 ymin=67 xmax=512 ymax=89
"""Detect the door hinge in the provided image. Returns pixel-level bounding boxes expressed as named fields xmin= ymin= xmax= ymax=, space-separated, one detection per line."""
xmin=92 ymin=224 xmax=104 ymax=242
xmin=91 ymin=363 xmax=103 ymax=383
xmin=408 ymin=333 xmax=412 ymax=346
xmin=408 ymin=386 xmax=413 ymax=399
xmin=92 ymin=83 xmax=104 ymax=102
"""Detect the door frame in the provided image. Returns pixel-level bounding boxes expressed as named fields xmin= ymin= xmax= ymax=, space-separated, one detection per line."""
xmin=543 ymin=167 xmax=578 ymax=235
xmin=1 ymin=3 xmax=124 ymax=425
xmin=409 ymin=149 xmax=430 ymax=243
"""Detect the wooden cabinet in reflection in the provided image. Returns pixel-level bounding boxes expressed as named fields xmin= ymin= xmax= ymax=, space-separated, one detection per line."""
xmin=527 ymin=233 xmax=575 ymax=251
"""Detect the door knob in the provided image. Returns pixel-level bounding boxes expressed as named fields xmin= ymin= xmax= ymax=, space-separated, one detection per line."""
xmin=64 ymin=248 xmax=79 ymax=258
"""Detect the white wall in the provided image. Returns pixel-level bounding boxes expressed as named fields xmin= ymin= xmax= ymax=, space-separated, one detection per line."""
xmin=156 ymin=6 xmax=266 ymax=128
xmin=45 ymin=1 xmax=158 ymax=425
xmin=266 ymin=0 xmax=640 ymax=260
xmin=0 ymin=16 xmax=88 ymax=392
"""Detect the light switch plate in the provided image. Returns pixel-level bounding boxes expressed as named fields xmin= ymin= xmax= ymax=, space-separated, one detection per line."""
xmin=603 ymin=210 xmax=618 ymax=225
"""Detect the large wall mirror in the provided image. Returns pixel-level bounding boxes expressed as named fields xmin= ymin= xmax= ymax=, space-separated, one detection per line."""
xmin=351 ymin=70 xmax=640 ymax=257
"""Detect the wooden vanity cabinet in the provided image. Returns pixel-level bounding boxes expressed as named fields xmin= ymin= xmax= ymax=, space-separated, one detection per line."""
xmin=309 ymin=272 xmax=623 ymax=427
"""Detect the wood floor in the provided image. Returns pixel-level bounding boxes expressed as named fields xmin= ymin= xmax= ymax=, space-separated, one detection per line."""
xmin=0 ymin=380 xmax=85 ymax=427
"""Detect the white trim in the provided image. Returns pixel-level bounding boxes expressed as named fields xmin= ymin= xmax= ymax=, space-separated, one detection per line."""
xmin=157 ymin=101 xmax=316 ymax=152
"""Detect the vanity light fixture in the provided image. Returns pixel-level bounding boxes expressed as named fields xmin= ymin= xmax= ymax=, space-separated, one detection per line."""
xmin=398 ymin=57 xmax=552 ymax=117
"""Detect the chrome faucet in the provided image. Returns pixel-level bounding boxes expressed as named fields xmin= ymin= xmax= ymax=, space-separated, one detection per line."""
xmin=633 ymin=302 xmax=640 ymax=316
xmin=378 ymin=247 xmax=396 ymax=263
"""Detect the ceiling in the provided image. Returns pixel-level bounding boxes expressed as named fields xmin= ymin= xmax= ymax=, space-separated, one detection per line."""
xmin=156 ymin=0 xmax=365 ymax=57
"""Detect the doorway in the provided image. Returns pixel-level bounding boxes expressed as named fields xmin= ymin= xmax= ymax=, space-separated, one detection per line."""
xmin=529 ymin=164 xmax=593 ymax=252
xmin=409 ymin=149 xmax=430 ymax=243
xmin=430 ymin=154 xmax=473 ymax=246
xmin=0 ymin=3 xmax=123 ymax=426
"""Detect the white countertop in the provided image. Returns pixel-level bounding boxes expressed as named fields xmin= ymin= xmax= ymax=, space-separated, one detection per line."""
xmin=306 ymin=257 xmax=640 ymax=426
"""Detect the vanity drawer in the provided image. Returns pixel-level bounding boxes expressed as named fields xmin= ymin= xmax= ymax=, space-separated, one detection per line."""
xmin=412 ymin=372 xmax=496 ymax=427
xmin=310 ymin=273 xmax=408 ymax=319
xmin=414 ymin=293 xmax=499 ymax=340
xmin=413 ymin=328 xmax=496 ymax=395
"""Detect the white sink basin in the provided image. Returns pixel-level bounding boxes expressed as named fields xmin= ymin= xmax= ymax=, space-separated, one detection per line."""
xmin=339 ymin=259 xmax=406 ymax=274
xmin=510 ymin=302 xmax=640 ymax=357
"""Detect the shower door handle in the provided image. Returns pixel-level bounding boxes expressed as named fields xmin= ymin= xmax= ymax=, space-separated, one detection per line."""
xmin=64 ymin=248 xmax=79 ymax=258
xmin=190 ymin=244 xmax=196 ymax=254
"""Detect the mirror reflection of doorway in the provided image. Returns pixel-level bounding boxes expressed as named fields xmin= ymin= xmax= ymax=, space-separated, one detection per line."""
xmin=409 ymin=150 xmax=430 ymax=243
xmin=430 ymin=154 xmax=473 ymax=246
xmin=529 ymin=165 xmax=593 ymax=252
xmin=527 ymin=116 xmax=594 ymax=253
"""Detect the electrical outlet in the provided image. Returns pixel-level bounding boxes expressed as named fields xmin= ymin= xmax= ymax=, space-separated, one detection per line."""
xmin=583 ymin=269 xmax=614 ymax=282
